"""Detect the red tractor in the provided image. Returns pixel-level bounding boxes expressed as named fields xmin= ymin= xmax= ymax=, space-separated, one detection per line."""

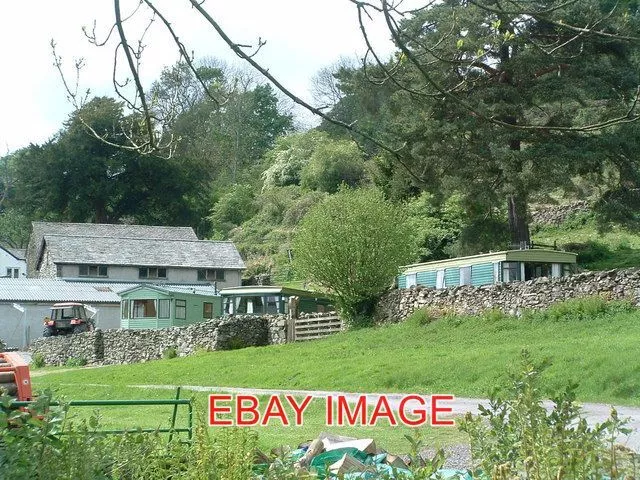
xmin=43 ymin=302 xmax=96 ymax=337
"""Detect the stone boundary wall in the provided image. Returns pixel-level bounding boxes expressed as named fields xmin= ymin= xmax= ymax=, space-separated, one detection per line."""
xmin=377 ymin=268 xmax=640 ymax=322
xmin=530 ymin=200 xmax=590 ymax=227
xmin=28 ymin=312 xmax=337 ymax=366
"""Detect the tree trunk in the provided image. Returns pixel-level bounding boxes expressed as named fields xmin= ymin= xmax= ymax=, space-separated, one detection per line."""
xmin=507 ymin=194 xmax=530 ymax=247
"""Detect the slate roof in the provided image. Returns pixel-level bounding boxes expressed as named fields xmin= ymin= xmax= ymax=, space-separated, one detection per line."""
xmin=7 ymin=249 xmax=26 ymax=261
xmin=0 ymin=279 xmax=135 ymax=303
xmin=31 ymin=222 xmax=198 ymax=242
xmin=42 ymin=235 xmax=245 ymax=270
xmin=28 ymin=222 xmax=199 ymax=273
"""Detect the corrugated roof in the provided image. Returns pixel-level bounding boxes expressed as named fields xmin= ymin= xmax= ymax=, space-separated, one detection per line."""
xmin=43 ymin=235 xmax=245 ymax=270
xmin=120 ymin=284 xmax=219 ymax=297
xmin=0 ymin=279 xmax=137 ymax=303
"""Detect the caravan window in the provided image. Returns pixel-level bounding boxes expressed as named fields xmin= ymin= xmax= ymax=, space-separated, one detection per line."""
xmin=460 ymin=266 xmax=472 ymax=286
xmin=132 ymin=299 xmax=157 ymax=318
xmin=405 ymin=273 xmax=417 ymax=288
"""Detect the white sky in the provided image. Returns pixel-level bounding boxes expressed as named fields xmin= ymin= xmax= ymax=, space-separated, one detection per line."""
xmin=0 ymin=1 xmax=395 ymax=154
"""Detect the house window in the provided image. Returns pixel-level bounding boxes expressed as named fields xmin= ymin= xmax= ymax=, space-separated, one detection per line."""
xmin=405 ymin=273 xmax=417 ymax=288
xmin=132 ymin=299 xmax=157 ymax=318
xmin=79 ymin=264 xmax=108 ymax=278
xmin=158 ymin=299 xmax=170 ymax=319
xmin=175 ymin=299 xmax=186 ymax=319
xmin=197 ymin=269 xmax=225 ymax=281
xmin=139 ymin=267 xmax=167 ymax=279
xmin=6 ymin=268 xmax=19 ymax=278
xmin=121 ymin=300 xmax=129 ymax=319
xmin=502 ymin=262 xmax=521 ymax=283
xmin=460 ymin=266 xmax=472 ymax=286
xmin=203 ymin=302 xmax=214 ymax=319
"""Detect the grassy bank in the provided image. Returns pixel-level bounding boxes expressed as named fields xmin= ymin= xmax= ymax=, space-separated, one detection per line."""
xmin=34 ymin=298 xmax=640 ymax=406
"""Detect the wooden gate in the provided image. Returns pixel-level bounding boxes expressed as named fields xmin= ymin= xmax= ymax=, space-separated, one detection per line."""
xmin=292 ymin=315 xmax=343 ymax=342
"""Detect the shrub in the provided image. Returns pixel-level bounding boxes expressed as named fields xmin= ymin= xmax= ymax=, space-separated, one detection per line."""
xmin=163 ymin=347 xmax=178 ymax=359
xmin=459 ymin=350 xmax=638 ymax=479
xmin=31 ymin=353 xmax=45 ymax=369
xmin=293 ymin=187 xmax=417 ymax=324
xmin=64 ymin=357 xmax=87 ymax=367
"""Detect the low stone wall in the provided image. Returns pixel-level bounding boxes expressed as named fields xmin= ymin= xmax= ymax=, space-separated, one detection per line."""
xmin=530 ymin=200 xmax=590 ymax=227
xmin=30 ymin=315 xmax=276 ymax=366
xmin=377 ymin=268 xmax=640 ymax=322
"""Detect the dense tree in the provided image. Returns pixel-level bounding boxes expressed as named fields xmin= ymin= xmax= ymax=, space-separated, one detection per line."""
xmin=327 ymin=0 xmax=640 ymax=247
xmin=293 ymin=187 xmax=416 ymax=323
xmin=13 ymin=97 xmax=202 ymax=226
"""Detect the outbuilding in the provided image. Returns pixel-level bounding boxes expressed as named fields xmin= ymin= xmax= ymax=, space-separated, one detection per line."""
xmin=119 ymin=284 xmax=222 ymax=329
xmin=219 ymin=286 xmax=333 ymax=316
xmin=398 ymin=249 xmax=577 ymax=290
xmin=0 ymin=278 xmax=134 ymax=348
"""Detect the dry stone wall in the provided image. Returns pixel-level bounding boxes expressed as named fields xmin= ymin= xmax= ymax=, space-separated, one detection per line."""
xmin=530 ymin=200 xmax=590 ymax=227
xmin=30 ymin=315 xmax=278 ymax=366
xmin=377 ymin=268 xmax=640 ymax=322
xmin=28 ymin=313 xmax=335 ymax=366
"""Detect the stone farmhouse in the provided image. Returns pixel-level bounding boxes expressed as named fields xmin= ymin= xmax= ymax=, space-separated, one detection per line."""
xmin=26 ymin=222 xmax=245 ymax=288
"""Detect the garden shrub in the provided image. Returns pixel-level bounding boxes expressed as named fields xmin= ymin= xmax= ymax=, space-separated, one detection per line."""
xmin=459 ymin=350 xmax=638 ymax=479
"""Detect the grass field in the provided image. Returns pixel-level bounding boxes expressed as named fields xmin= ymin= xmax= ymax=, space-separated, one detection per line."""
xmin=34 ymin=298 xmax=640 ymax=405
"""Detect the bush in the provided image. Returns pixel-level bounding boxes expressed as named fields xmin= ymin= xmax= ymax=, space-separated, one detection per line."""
xmin=64 ymin=357 xmax=87 ymax=367
xmin=163 ymin=347 xmax=178 ymax=359
xmin=31 ymin=353 xmax=45 ymax=369
xmin=293 ymin=187 xmax=417 ymax=324
xmin=300 ymin=140 xmax=367 ymax=193
xmin=460 ymin=350 xmax=638 ymax=479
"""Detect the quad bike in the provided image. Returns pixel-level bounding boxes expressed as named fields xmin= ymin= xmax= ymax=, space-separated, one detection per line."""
xmin=43 ymin=303 xmax=96 ymax=337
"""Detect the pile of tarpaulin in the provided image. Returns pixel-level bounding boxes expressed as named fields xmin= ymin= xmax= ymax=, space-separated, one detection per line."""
xmin=253 ymin=433 xmax=474 ymax=479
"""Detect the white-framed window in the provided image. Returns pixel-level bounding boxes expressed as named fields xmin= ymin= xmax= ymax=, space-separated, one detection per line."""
xmin=197 ymin=269 xmax=225 ymax=281
xmin=460 ymin=266 xmax=472 ymax=286
xmin=79 ymin=264 xmax=108 ymax=277
xmin=436 ymin=269 xmax=445 ymax=289
xmin=139 ymin=267 xmax=167 ymax=279
xmin=132 ymin=299 xmax=157 ymax=318
xmin=406 ymin=273 xmax=417 ymax=288
xmin=175 ymin=299 xmax=186 ymax=319
xmin=502 ymin=262 xmax=521 ymax=283
xmin=158 ymin=299 xmax=170 ymax=319
xmin=6 ymin=268 xmax=19 ymax=278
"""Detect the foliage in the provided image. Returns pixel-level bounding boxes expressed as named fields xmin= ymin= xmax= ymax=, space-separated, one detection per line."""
xmin=209 ymin=184 xmax=258 ymax=236
xmin=162 ymin=347 xmax=178 ymax=360
xmin=300 ymin=138 xmax=368 ymax=193
xmin=64 ymin=357 xmax=87 ymax=368
xmin=459 ymin=350 xmax=638 ymax=479
xmin=326 ymin=0 xmax=640 ymax=244
xmin=293 ymin=187 xmax=417 ymax=322
xmin=31 ymin=353 xmax=45 ymax=369
xmin=405 ymin=192 xmax=467 ymax=261
xmin=12 ymin=97 xmax=202 ymax=225
xmin=261 ymin=131 xmax=326 ymax=189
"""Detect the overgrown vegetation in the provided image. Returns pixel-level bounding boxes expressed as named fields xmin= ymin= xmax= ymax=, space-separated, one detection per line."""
xmin=460 ymin=351 xmax=639 ymax=479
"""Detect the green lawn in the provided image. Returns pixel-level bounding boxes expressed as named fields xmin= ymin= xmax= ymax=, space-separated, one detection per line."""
xmin=35 ymin=300 xmax=640 ymax=407
xmin=32 ymin=299 xmax=640 ymax=451
xmin=33 ymin=383 xmax=464 ymax=452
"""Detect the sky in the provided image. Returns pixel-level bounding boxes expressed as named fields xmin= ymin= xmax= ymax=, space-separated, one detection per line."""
xmin=0 ymin=1 xmax=396 ymax=154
